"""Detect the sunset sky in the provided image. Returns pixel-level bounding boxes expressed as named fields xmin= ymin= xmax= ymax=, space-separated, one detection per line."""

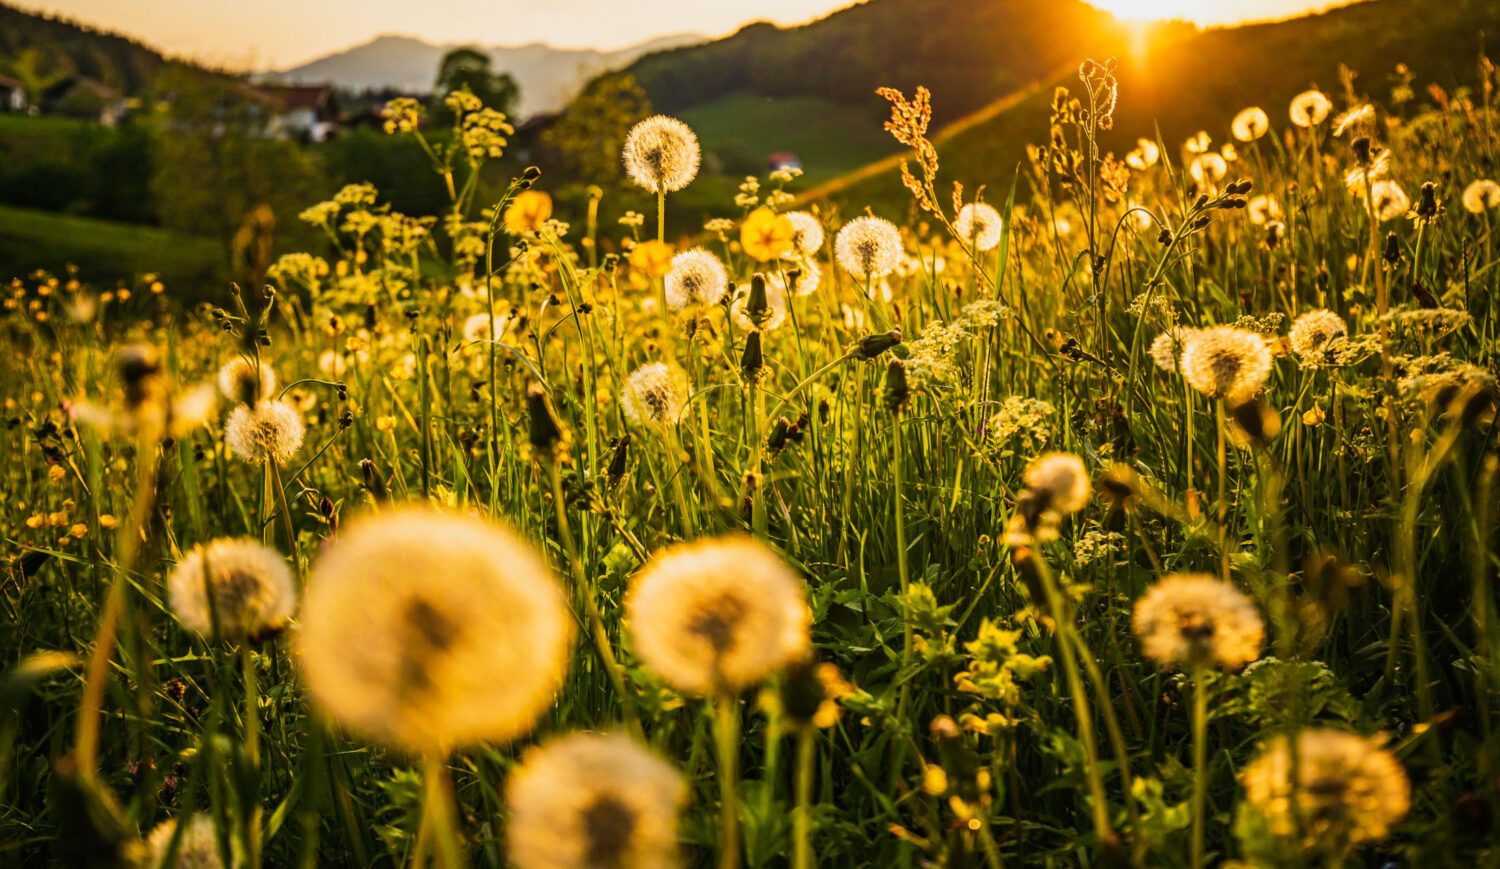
xmin=12 ymin=0 xmax=1350 ymax=69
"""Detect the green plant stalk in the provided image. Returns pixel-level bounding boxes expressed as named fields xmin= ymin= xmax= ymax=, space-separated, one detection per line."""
xmin=715 ymin=694 xmax=742 ymax=869
xmin=894 ymin=415 xmax=913 ymax=722
xmin=793 ymin=728 xmax=815 ymax=869
xmin=420 ymin=753 xmax=466 ymax=869
xmin=1190 ymin=665 xmax=1208 ymax=869
xmin=242 ymin=644 xmax=263 ymax=869
xmin=549 ymin=460 xmax=644 ymax=739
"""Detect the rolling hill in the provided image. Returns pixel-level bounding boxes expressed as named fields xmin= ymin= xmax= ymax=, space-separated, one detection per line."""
xmin=565 ymin=0 xmax=1132 ymax=188
xmin=267 ymin=33 xmax=705 ymax=118
xmin=0 ymin=1 xmax=175 ymax=98
xmin=809 ymin=0 xmax=1500 ymax=210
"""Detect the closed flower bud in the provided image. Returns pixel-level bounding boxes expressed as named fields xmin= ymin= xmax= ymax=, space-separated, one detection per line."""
xmin=884 ymin=359 xmax=910 ymax=413
xmin=527 ymin=382 xmax=567 ymax=459
xmin=740 ymin=331 xmax=765 ymax=383
xmin=856 ymin=329 xmax=902 ymax=359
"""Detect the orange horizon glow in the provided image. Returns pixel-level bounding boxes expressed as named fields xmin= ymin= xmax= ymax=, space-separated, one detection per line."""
xmin=1089 ymin=0 xmax=1351 ymax=25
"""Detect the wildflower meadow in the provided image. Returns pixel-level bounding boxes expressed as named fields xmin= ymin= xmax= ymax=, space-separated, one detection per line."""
xmin=4 ymin=39 xmax=1500 ymax=869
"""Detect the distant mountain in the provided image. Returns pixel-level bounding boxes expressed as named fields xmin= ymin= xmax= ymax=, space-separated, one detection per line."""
xmin=267 ymin=33 xmax=705 ymax=117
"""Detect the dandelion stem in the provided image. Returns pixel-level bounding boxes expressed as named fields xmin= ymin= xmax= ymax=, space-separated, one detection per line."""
xmin=714 ymin=693 xmax=742 ymax=869
xmin=420 ymin=753 xmax=466 ymax=869
xmin=793 ymin=728 xmax=816 ymax=869
xmin=1190 ymin=665 xmax=1209 ymax=869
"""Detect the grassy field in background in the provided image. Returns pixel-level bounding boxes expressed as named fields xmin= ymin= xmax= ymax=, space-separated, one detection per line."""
xmin=0 ymin=204 xmax=225 ymax=292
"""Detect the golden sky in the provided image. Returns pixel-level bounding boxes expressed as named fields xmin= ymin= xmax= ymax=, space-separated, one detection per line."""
xmin=13 ymin=0 xmax=1348 ymax=70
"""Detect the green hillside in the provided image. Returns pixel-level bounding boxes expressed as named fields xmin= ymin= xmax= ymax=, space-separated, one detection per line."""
xmin=0 ymin=204 xmax=225 ymax=293
xmin=813 ymin=0 xmax=1500 ymax=211
xmin=0 ymin=1 xmax=175 ymax=97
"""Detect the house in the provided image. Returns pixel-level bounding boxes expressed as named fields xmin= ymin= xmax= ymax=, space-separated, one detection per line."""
xmin=768 ymin=151 xmax=803 ymax=172
xmin=258 ymin=83 xmax=341 ymax=142
xmin=40 ymin=77 xmax=127 ymax=125
xmin=0 ymin=76 xmax=27 ymax=113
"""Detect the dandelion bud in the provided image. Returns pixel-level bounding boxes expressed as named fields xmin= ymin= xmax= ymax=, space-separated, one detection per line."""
xmin=767 ymin=416 xmax=791 ymax=452
xmin=523 ymin=165 xmax=542 ymax=181
xmin=781 ymin=659 xmax=853 ymax=730
xmin=1416 ymin=181 xmax=1439 ymax=220
xmin=527 ymin=382 xmax=567 ymax=459
xmin=1230 ymin=398 xmax=1282 ymax=448
xmin=608 ymin=434 xmax=630 ymax=484
xmin=884 ymin=359 xmax=910 ymax=414
xmin=359 ymin=458 xmax=388 ymax=501
xmin=1382 ymin=231 xmax=1402 ymax=264
xmin=1193 ymin=194 xmax=1210 ymax=210
xmin=856 ymin=329 xmax=902 ymax=359
xmin=745 ymin=273 xmax=771 ymax=328
xmin=740 ymin=331 xmax=764 ymax=384
xmin=1351 ymin=136 xmax=1372 ymax=166
xmin=1193 ymin=215 xmax=1212 ymax=230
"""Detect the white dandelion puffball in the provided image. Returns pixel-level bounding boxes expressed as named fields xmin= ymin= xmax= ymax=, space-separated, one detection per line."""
xmin=623 ymin=115 xmax=701 ymax=193
xmin=627 ymin=535 xmax=812 ymax=696
xmin=785 ymin=211 xmax=825 ymax=257
xmin=955 ymin=203 xmax=1004 ymax=251
xmin=622 ymin=363 xmax=689 ymax=429
xmin=835 ymin=215 xmax=903 ymax=281
xmin=167 ymin=538 xmax=296 ymax=642
xmin=225 ymin=400 xmax=305 ymax=465
xmin=216 ymin=357 xmax=276 ymax=404
xmin=664 ymin=248 xmax=728 ymax=310
xmin=1289 ymin=90 xmax=1332 ymax=128
xmin=298 ymin=505 xmax=573 ymax=753
xmin=1232 ymin=107 xmax=1270 ymax=142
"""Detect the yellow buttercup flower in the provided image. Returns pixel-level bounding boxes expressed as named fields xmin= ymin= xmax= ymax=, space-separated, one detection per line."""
xmin=504 ymin=190 xmax=554 ymax=235
xmin=740 ymin=207 xmax=796 ymax=262
xmin=630 ymin=240 xmax=676 ymax=279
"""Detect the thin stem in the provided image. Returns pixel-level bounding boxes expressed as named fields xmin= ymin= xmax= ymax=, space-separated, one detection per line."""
xmin=1191 ymin=665 xmax=1209 ymax=869
xmin=793 ymin=728 xmax=815 ymax=869
xmin=420 ymin=753 xmax=465 ymax=869
xmin=714 ymin=694 xmax=742 ymax=869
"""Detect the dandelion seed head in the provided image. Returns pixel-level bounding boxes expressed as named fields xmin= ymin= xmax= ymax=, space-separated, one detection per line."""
xmin=1180 ymin=326 xmax=1274 ymax=404
xmin=622 ymin=363 xmax=688 ymax=429
xmin=216 ymin=358 xmax=276 ymax=405
xmin=784 ymin=211 xmax=825 ymax=256
xmin=167 ymin=538 xmax=295 ymax=642
xmin=1288 ymin=310 xmax=1349 ymax=366
xmin=1365 ymin=179 xmax=1410 ymax=222
xmin=1023 ymin=452 xmax=1091 ymax=515
xmin=622 ymin=115 xmax=701 ymax=193
xmin=1242 ymin=728 xmax=1410 ymax=849
xmin=835 ymin=216 xmax=903 ymax=281
xmin=1189 ymin=153 xmax=1228 ymax=186
xmin=664 ymin=248 xmax=728 ymax=310
xmin=1461 ymin=179 xmax=1500 ymax=213
xmin=298 ymin=506 xmax=572 ymax=753
xmin=145 ymin=815 xmax=224 ymax=869
xmin=225 ymin=400 xmax=305 ymax=465
xmin=1131 ymin=573 xmax=1264 ymax=670
xmin=505 ymin=732 xmax=687 ymax=869
xmin=1149 ymin=327 xmax=1197 ymax=373
xmin=1232 ymin=106 xmax=1270 ymax=142
xmin=627 ymin=535 xmax=811 ymax=696
xmin=1289 ymin=90 xmax=1333 ymax=127
xmin=463 ymin=311 xmax=510 ymax=344
xmin=1247 ymin=195 xmax=1283 ymax=225
xmin=954 ymin=203 xmax=1004 ymax=251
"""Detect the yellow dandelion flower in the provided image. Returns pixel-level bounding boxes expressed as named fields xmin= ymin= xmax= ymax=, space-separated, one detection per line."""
xmin=216 ymin=357 xmax=277 ymax=405
xmin=784 ymin=211 xmax=824 ymax=257
xmin=954 ymin=203 xmax=1004 ymax=251
xmin=1232 ymin=106 xmax=1270 ymax=142
xmin=167 ymin=538 xmax=296 ymax=642
xmin=622 ymin=363 xmax=689 ymax=429
xmin=1288 ymin=309 xmax=1349 ymax=366
xmin=505 ymin=732 xmax=687 ymax=869
xmin=835 ymin=216 xmax=903 ymax=282
xmin=299 ymin=506 xmax=572 ymax=753
xmin=1460 ymin=179 xmax=1500 ymax=214
xmin=663 ymin=248 xmax=727 ymax=309
xmin=1131 ymin=573 xmax=1264 ymax=670
xmin=504 ymin=190 xmax=554 ymax=235
xmin=1180 ymin=326 xmax=1273 ymax=404
xmin=622 ymin=115 xmax=701 ymax=193
xmin=1289 ymin=90 xmax=1332 ymax=128
xmin=626 ymin=535 xmax=811 ymax=696
xmin=1241 ymin=728 xmax=1410 ymax=848
xmin=224 ymin=400 xmax=305 ymax=465
xmin=631 ymin=240 xmax=677 ymax=281
xmin=740 ymin=207 xmax=796 ymax=262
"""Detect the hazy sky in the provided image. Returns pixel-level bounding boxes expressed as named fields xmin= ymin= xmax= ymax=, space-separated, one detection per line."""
xmin=13 ymin=0 xmax=1346 ymax=70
